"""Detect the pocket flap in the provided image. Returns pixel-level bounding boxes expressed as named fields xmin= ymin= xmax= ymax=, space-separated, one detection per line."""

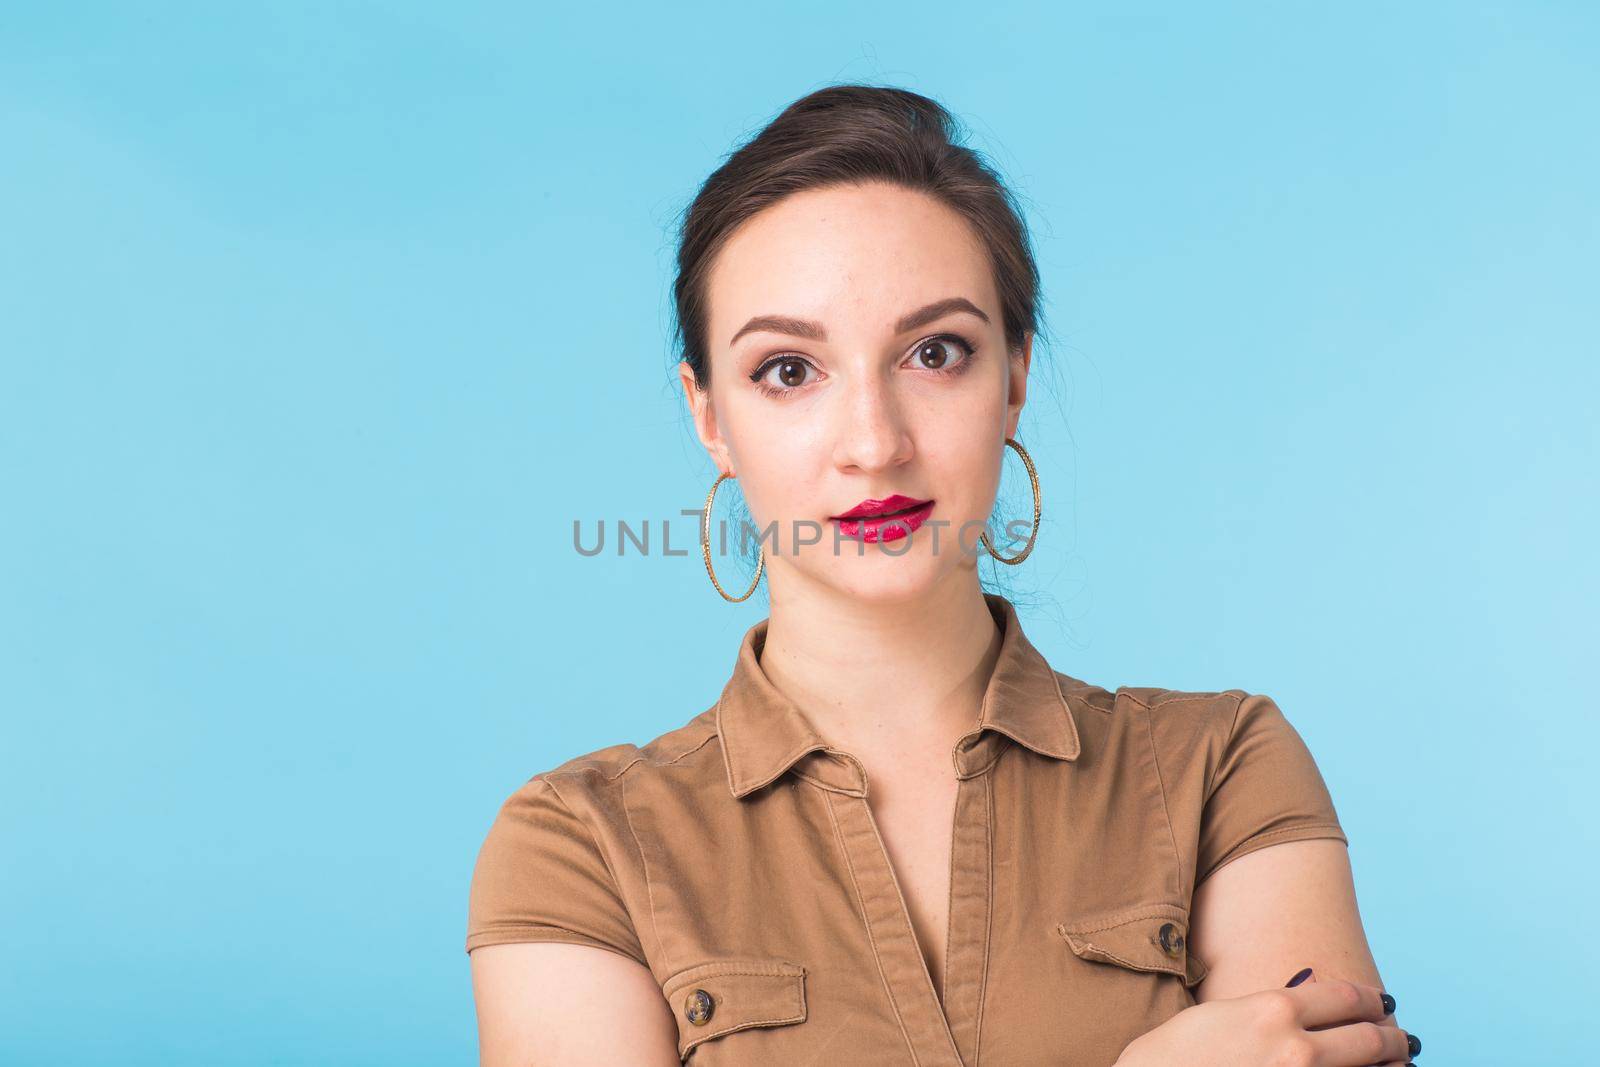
xmin=1056 ymin=902 xmax=1209 ymax=988
xmin=660 ymin=959 xmax=808 ymax=1059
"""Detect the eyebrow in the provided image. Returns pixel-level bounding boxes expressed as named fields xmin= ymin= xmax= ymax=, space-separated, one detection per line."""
xmin=727 ymin=296 xmax=991 ymax=347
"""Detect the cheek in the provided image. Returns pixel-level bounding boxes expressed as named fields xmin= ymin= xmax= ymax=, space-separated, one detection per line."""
xmin=943 ymin=386 xmax=1008 ymax=501
xmin=720 ymin=406 xmax=830 ymax=516
xmin=921 ymin=430 xmax=1003 ymax=517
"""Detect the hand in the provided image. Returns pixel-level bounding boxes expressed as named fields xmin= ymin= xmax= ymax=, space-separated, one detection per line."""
xmin=1114 ymin=976 xmax=1415 ymax=1067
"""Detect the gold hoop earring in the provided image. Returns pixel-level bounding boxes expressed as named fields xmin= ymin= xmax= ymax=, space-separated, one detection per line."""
xmin=980 ymin=437 xmax=1041 ymax=565
xmin=701 ymin=471 xmax=765 ymax=603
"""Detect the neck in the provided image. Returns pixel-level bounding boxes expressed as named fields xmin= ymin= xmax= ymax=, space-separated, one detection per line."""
xmin=757 ymin=571 xmax=1004 ymax=771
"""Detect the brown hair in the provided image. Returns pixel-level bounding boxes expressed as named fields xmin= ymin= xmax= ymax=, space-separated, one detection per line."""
xmin=671 ymin=84 xmax=1047 ymax=389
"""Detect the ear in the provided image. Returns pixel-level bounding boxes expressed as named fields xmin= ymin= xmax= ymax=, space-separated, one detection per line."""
xmin=678 ymin=360 xmax=733 ymax=475
xmin=1004 ymin=331 xmax=1033 ymax=440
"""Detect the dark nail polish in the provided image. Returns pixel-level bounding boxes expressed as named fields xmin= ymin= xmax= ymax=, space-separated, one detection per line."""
xmin=1380 ymin=991 xmax=1395 ymax=1015
xmin=1285 ymin=967 xmax=1313 ymax=987
xmin=1407 ymin=1032 xmax=1422 ymax=1055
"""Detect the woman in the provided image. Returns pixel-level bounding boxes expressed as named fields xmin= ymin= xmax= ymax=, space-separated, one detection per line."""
xmin=466 ymin=86 xmax=1420 ymax=1066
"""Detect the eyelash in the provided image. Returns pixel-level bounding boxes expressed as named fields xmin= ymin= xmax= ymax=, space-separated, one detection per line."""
xmin=748 ymin=333 xmax=979 ymax=399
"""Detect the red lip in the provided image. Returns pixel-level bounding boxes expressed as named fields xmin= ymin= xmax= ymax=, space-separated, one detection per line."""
xmin=830 ymin=495 xmax=936 ymax=544
xmin=832 ymin=494 xmax=930 ymax=520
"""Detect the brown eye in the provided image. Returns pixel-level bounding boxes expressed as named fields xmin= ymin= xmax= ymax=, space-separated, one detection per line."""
xmin=752 ymin=356 xmax=817 ymax=393
xmin=910 ymin=336 xmax=973 ymax=372
xmin=915 ymin=341 xmax=949 ymax=369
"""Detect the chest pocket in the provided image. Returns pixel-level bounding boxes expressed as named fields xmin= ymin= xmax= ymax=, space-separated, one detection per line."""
xmin=1056 ymin=901 xmax=1210 ymax=989
xmin=660 ymin=959 xmax=808 ymax=1061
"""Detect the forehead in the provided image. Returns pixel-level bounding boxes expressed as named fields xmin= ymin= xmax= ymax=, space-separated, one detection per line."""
xmin=705 ymin=182 xmax=998 ymax=350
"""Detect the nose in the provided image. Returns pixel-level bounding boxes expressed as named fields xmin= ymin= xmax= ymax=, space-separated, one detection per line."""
xmin=830 ymin=370 xmax=914 ymax=474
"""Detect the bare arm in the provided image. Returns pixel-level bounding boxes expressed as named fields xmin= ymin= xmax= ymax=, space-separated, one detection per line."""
xmin=470 ymin=943 xmax=682 ymax=1067
xmin=1189 ymin=838 xmax=1390 ymax=1007
xmin=1113 ymin=839 xmax=1417 ymax=1067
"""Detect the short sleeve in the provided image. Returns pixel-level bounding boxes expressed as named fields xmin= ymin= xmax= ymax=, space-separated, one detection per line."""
xmin=465 ymin=774 xmax=648 ymax=966
xmin=1195 ymin=692 xmax=1348 ymax=884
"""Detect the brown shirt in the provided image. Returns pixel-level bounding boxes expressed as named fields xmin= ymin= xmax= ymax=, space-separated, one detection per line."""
xmin=466 ymin=593 xmax=1348 ymax=1064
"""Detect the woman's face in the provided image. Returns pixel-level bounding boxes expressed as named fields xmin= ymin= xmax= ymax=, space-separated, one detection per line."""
xmin=680 ymin=180 xmax=1031 ymax=604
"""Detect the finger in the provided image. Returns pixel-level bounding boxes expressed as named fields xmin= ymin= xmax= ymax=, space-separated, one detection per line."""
xmin=1306 ymin=1019 xmax=1412 ymax=1066
xmin=1288 ymin=978 xmax=1391 ymax=1029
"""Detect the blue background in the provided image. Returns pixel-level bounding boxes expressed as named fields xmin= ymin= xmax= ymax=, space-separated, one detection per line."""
xmin=3 ymin=4 xmax=1593 ymax=1063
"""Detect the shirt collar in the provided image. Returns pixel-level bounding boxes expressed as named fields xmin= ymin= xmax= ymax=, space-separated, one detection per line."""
xmin=715 ymin=592 xmax=1083 ymax=799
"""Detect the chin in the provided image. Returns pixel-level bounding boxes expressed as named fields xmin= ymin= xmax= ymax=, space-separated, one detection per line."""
xmin=806 ymin=551 xmax=958 ymax=604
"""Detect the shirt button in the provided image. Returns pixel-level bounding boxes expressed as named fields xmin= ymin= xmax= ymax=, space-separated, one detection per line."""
xmin=684 ymin=988 xmax=715 ymax=1026
xmin=1157 ymin=922 xmax=1185 ymax=957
